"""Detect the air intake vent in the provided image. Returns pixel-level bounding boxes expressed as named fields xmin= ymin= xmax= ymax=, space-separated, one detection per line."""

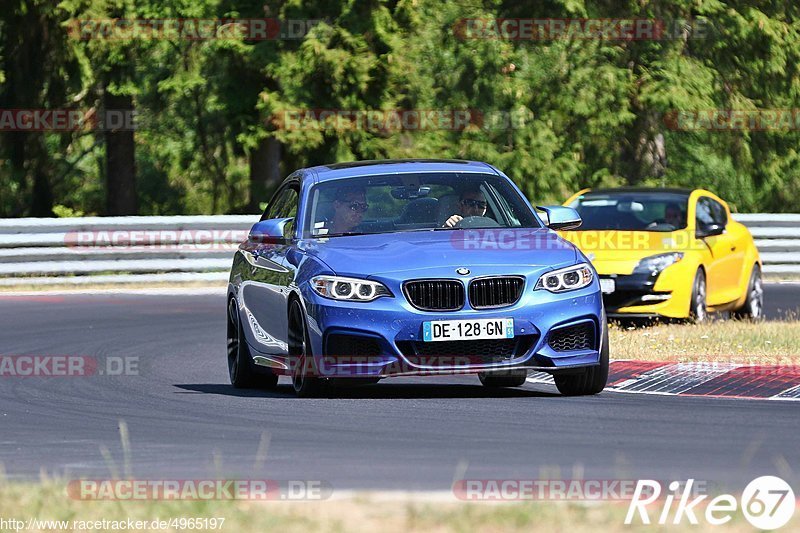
xmin=326 ymin=334 xmax=382 ymax=357
xmin=403 ymin=280 xmax=465 ymax=311
xmin=469 ymin=276 xmax=524 ymax=309
xmin=548 ymin=322 xmax=595 ymax=352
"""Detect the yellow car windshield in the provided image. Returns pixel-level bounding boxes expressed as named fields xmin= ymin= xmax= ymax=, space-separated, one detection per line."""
xmin=569 ymin=191 xmax=689 ymax=232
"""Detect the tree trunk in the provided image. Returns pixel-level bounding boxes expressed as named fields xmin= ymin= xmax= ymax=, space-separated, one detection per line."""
xmin=248 ymin=136 xmax=282 ymax=213
xmin=104 ymin=88 xmax=138 ymax=215
xmin=30 ymin=161 xmax=54 ymax=216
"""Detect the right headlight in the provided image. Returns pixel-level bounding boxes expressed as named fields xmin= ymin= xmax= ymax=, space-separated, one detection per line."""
xmin=633 ymin=252 xmax=684 ymax=275
xmin=535 ymin=263 xmax=594 ymax=293
xmin=310 ymin=275 xmax=392 ymax=302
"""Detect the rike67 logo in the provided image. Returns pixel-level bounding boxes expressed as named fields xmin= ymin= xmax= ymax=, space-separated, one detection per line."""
xmin=626 ymin=476 xmax=795 ymax=529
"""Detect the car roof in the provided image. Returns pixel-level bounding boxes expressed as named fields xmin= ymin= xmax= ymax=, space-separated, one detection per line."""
xmin=305 ymin=159 xmax=498 ymax=182
xmin=584 ymin=187 xmax=693 ymax=196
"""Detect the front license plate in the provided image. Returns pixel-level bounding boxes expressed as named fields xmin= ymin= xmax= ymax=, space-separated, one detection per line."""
xmin=600 ymin=278 xmax=615 ymax=294
xmin=423 ymin=318 xmax=514 ymax=342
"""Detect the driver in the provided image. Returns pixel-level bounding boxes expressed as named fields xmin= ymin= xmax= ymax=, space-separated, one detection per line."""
xmin=442 ymin=187 xmax=487 ymax=228
xmin=330 ymin=186 xmax=368 ymax=234
xmin=664 ymin=203 xmax=685 ymax=228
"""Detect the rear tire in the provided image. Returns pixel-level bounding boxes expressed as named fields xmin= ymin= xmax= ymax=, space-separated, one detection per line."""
xmin=289 ymin=300 xmax=325 ymax=398
xmin=478 ymin=370 xmax=528 ymax=388
xmin=732 ymin=264 xmax=764 ymax=321
xmin=689 ymin=269 xmax=708 ymax=323
xmin=554 ymin=315 xmax=609 ymax=396
xmin=228 ymin=298 xmax=278 ymax=389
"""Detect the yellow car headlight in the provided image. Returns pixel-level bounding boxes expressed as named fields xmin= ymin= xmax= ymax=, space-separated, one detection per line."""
xmin=633 ymin=252 xmax=684 ymax=275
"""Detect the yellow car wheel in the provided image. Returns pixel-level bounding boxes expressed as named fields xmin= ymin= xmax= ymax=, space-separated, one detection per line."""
xmin=732 ymin=264 xmax=765 ymax=321
xmin=689 ymin=269 xmax=708 ymax=323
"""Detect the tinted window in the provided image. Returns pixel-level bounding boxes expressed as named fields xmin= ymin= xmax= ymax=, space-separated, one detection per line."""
xmin=261 ymin=186 xmax=299 ymax=238
xmin=696 ymin=198 xmax=715 ymax=226
xmin=264 ymin=186 xmax=299 ymax=220
xmin=304 ymin=173 xmax=540 ymax=238
xmin=709 ymin=199 xmax=727 ymax=226
xmin=696 ymin=197 xmax=726 ymax=227
xmin=568 ymin=192 xmax=689 ymax=231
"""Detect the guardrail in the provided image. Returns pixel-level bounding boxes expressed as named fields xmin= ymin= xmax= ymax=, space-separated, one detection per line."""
xmin=0 ymin=213 xmax=797 ymax=286
xmin=0 ymin=215 xmax=254 ymax=286
xmin=734 ymin=214 xmax=800 ymax=275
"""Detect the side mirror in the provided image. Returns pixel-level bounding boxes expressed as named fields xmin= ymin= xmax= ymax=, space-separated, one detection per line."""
xmin=696 ymin=223 xmax=724 ymax=239
xmin=249 ymin=217 xmax=294 ymax=245
xmin=537 ymin=205 xmax=582 ymax=231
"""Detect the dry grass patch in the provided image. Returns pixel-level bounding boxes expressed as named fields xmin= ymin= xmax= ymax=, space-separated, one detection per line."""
xmin=610 ymin=319 xmax=800 ymax=363
xmin=0 ymin=482 xmax=792 ymax=533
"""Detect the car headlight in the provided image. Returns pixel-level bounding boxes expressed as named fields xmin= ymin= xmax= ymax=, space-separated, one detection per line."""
xmin=535 ymin=263 xmax=594 ymax=293
xmin=634 ymin=252 xmax=684 ymax=275
xmin=310 ymin=275 xmax=392 ymax=302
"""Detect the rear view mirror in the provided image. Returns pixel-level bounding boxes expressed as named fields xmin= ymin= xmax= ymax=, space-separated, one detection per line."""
xmin=391 ymin=186 xmax=431 ymax=200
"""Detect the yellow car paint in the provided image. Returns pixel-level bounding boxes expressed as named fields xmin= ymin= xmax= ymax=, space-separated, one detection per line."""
xmin=561 ymin=188 xmax=761 ymax=319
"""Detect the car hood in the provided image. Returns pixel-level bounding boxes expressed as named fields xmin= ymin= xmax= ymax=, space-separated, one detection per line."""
xmin=299 ymin=228 xmax=578 ymax=277
xmin=558 ymin=229 xmax=701 ymax=275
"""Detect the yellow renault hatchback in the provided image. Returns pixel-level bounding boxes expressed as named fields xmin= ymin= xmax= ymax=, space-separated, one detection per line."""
xmin=561 ymin=188 xmax=763 ymax=321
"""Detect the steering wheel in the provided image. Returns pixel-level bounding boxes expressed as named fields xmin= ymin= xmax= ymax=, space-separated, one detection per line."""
xmin=454 ymin=216 xmax=501 ymax=229
xmin=646 ymin=219 xmax=676 ymax=231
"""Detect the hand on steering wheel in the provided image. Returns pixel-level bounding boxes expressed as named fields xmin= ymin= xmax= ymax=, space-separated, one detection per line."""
xmin=443 ymin=214 xmax=462 ymax=228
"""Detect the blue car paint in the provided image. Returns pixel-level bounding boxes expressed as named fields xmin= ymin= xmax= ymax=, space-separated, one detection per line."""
xmin=228 ymin=160 xmax=604 ymax=379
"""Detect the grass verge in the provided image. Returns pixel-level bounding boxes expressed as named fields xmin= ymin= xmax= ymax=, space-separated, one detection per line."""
xmin=0 ymin=482 xmax=790 ymax=533
xmin=609 ymin=319 xmax=800 ymax=363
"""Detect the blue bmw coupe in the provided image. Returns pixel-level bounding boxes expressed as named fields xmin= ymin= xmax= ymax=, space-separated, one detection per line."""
xmin=227 ymin=159 xmax=608 ymax=396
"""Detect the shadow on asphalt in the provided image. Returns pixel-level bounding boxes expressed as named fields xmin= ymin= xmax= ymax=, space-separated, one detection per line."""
xmin=174 ymin=382 xmax=562 ymax=399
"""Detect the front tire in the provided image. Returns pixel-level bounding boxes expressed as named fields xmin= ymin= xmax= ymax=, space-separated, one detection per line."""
xmin=478 ymin=370 xmax=528 ymax=388
xmin=288 ymin=300 xmax=324 ymax=398
xmin=227 ymin=298 xmax=278 ymax=389
xmin=689 ymin=269 xmax=708 ymax=323
xmin=554 ymin=316 xmax=609 ymax=396
xmin=732 ymin=264 xmax=764 ymax=321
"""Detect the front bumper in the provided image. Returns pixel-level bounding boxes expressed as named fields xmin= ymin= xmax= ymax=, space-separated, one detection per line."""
xmin=293 ymin=282 xmax=604 ymax=378
xmin=600 ymin=262 xmax=693 ymax=319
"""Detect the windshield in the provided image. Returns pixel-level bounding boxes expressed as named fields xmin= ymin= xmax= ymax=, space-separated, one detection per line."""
xmin=304 ymin=173 xmax=540 ymax=238
xmin=568 ymin=192 xmax=690 ymax=232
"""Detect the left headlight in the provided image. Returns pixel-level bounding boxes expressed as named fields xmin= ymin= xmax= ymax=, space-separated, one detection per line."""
xmin=535 ymin=263 xmax=594 ymax=293
xmin=633 ymin=252 xmax=684 ymax=275
xmin=310 ymin=275 xmax=392 ymax=302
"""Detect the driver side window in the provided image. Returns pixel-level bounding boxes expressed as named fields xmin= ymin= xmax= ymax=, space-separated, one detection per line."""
xmin=696 ymin=198 xmax=715 ymax=226
xmin=263 ymin=186 xmax=299 ymax=238
xmin=709 ymin=199 xmax=727 ymax=226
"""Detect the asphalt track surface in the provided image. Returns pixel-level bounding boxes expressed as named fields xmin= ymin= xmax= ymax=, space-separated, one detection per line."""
xmin=0 ymin=283 xmax=798 ymax=491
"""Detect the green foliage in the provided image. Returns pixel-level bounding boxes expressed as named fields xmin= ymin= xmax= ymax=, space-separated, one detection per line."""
xmin=2 ymin=0 xmax=800 ymax=215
